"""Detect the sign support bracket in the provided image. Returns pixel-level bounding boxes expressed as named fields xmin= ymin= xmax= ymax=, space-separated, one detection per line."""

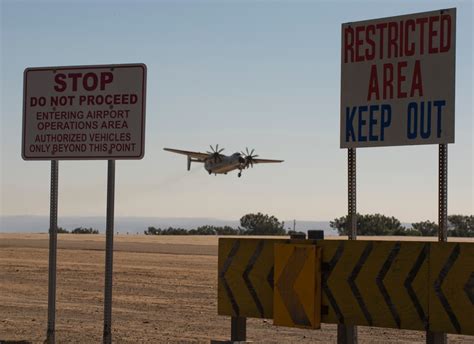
xmin=46 ymin=160 xmax=59 ymax=344
xmin=23 ymin=64 xmax=146 ymax=344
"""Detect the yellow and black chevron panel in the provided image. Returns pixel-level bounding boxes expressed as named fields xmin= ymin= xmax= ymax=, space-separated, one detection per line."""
xmin=218 ymin=238 xmax=285 ymax=319
xmin=428 ymin=242 xmax=474 ymax=335
xmin=320 ymin=240 xmax=430 ymax=331
xmin=218 ymin=238 xmax=473 ymax=336
xmin=273 ymin=244 xmax=321 ymax=329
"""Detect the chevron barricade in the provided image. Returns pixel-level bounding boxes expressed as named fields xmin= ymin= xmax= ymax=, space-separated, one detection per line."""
xmin=217 ymin=238 xmax=474 ymax=336
xmin=428 ymin=242 xmax=474 ymax=335
xmin=320 ymin=240 xmax=430 ymax=331
xmin=273 ymin=244 xmax=321 ymax=329
xmin=218 ymin=238 xmax=285 ymax=319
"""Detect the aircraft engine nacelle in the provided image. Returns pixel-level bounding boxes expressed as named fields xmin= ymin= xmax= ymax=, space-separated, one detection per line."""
xmin=187 ymin=155 xmax=191 ymax=171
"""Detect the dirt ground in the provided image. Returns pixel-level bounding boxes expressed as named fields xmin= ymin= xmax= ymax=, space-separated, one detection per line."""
xmin=0 ymin=234 xmax=472 ymax=343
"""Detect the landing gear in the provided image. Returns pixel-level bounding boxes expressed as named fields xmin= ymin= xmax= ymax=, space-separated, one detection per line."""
xmin=238 ymin=171 xmax=242 ymax=178
xmin=208 ymin=170 xmax=212 ymax=175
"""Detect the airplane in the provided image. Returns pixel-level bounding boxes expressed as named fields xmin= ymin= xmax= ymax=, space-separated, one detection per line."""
xmin=163 ymin=145 xmax=283 ymax=177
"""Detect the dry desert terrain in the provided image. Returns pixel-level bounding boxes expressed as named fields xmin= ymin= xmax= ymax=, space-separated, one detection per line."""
xmin=0 ymin=233 xmax=473 ymax=343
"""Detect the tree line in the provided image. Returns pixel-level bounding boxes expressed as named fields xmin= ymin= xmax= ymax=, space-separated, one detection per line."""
xmin=55 ymin=213 xmax=473 ymax=237
xmin=56 ymin=227 xmax=99 ymax=234
xmin=144 ymin=213 xmax=286 ymax=236
xmin=330 ymin=214 xmax=473 ymax=237
xmin=143 ymin=213 xmax=473 ymax=237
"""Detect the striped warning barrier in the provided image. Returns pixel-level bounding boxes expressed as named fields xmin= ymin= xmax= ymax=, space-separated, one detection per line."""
xmin=217 ymin=238 xmax=474 ymax=335
xmin=273 ymin=244 xmax=321 ymax=329
xmin=320 ymin=240 xmax=430 ymax=331
xmin=218 ymin=238 xmax=285 ymax=318
xmin=429 ymin=242 xmax=474 ymax=335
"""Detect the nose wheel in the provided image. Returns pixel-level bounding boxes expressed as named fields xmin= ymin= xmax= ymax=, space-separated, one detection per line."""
xmin=238 ymin=171 xmax=242 ymax=178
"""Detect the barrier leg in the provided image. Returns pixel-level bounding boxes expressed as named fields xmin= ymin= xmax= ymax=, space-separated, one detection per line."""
xmin=338 ymin=325 xmax=357 ymax=344
xmin=231 ymin=316 xmax=246 ymax=341
xmin=427 ymin=332 xmax=447 ymax=344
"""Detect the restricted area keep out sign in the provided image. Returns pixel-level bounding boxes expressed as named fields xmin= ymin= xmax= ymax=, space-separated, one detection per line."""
xmin=22 ymin=64 xmax=147 ymax=159
xmin=340 ymin=9 xmax=456 ymax=148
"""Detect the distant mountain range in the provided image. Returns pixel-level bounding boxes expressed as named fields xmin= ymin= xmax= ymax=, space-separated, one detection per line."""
xmin=0 ymin=215 xmax=338 ymax=236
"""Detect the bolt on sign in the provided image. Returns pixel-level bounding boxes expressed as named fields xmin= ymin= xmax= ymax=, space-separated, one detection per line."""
xmin=340 ymin=9 xmax=456 ymax=148
xmin=22 ymin=64 xmax=147 ymax=160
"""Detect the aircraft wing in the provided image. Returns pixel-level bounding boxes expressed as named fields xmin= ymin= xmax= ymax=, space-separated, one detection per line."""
xmin=252 ymin=158 xmax=284 ymax=164
xmin=163 ymin=148 xmax=209 ymax=161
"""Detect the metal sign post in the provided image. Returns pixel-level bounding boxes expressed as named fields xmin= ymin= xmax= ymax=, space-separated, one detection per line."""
xmin=46 ymin=160 xmax=59 ymax=343
xmin=427 ymin=144 xmax=448 ymax=344
xmin=338 ymin=148 xmax=358 ymax=344
xmin=103 ymin=160 xmax=116 ymax=344
xmin=438 ymin=144 xmax=448 ymax=242
xmin=348 ymin=148 xmax=357 ymax=241
xmin=22 ymin=63 xmax=146 ymax=343
xmin=339 ymin=8 xmax=456 ymax=341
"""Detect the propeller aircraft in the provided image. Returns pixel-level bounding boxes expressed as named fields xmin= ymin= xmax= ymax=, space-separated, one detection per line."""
xmin=164 ymin=145 xmax=283 ymax=177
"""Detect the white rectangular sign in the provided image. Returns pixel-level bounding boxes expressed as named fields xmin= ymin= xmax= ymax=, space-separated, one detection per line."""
xmin=340 ymin=9 xmax=455 ymax=148
xmin=22 ymin=63 xmax=147 ymax=159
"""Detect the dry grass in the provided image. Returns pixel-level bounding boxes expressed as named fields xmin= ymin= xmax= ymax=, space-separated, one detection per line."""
xmin=0 ymin=234 xmax=472 ymax=343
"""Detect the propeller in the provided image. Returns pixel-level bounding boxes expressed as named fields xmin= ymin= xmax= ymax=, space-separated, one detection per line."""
xmin=241 ymin=147 xmax=259 ymax=168
xmin=206 ymin=144 xmax=224 ymax=162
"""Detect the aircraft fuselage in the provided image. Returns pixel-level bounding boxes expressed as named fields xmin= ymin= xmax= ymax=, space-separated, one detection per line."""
xmin=204 ymin=153 xmax=245 ymax=174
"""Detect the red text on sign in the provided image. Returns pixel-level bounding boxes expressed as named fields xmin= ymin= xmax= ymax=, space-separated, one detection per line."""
xmin=367 ymin=60 xmax=423 ymax=101
xmin=54 ymin=72 xmax=114 ymax=92
xmin=344 ymin=13 xmax=452 ymax=63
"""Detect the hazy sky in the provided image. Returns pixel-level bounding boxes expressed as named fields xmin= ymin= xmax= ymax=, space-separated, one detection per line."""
xmin=1 ymin=0 xmax=472 ymax=223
